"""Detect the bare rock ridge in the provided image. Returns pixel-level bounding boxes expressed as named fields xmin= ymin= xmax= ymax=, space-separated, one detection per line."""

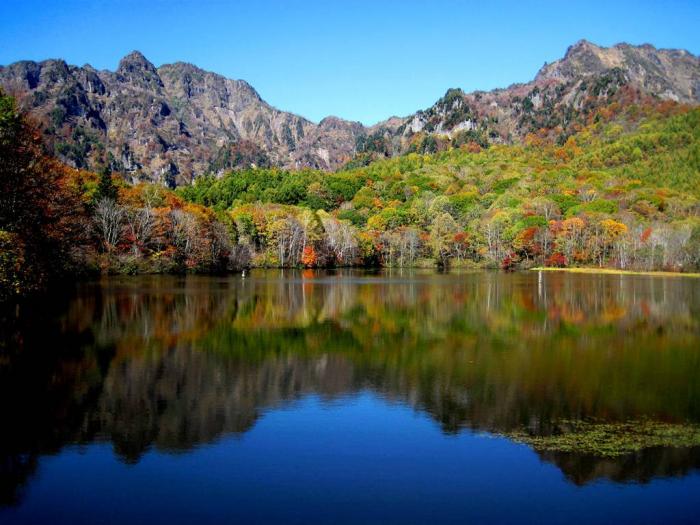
xmin=0 ymin=40 xmax=698 ymax=185
xmin=368 ymin=40 xmax=700 ymax=156
xmin=0 ymin=51 xmax=365 ymax=185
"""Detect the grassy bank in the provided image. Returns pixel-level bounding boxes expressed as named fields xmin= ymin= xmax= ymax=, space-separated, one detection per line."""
xmin=531 ymin=267 xmax=700 ymax=278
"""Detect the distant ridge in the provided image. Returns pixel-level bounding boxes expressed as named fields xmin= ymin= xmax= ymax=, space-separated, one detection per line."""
xmin=0 ymin=41 xmax=697 ymax=185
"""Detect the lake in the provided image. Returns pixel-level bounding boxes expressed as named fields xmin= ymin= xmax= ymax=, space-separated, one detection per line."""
xmin=1 ymin=270 xmax=699 ymax=524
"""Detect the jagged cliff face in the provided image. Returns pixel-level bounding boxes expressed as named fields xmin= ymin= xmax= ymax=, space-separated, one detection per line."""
xmin=0 ymin=40 xmax=698 ymax=185
xmin=372 ymin=40 xmax=700 ymax=150
xmin=536 ymin=40 xmax=699 ymax=100
xmin=0 ymin=52 xmax=364 ymax=185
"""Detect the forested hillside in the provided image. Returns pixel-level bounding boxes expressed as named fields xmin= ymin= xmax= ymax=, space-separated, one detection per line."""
xmin=1 ymin=89 xmax=699 ymax=299
xmin=180 ymin=100 xmax=700 ymax=271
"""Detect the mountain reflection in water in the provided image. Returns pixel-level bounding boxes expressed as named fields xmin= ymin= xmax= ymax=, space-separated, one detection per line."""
xmin=1 ymin=270 xmax=700 ymax=512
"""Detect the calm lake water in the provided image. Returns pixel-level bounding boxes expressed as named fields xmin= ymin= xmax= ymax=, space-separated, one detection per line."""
xmin=1 ymin=270 xmax=699 ymax=524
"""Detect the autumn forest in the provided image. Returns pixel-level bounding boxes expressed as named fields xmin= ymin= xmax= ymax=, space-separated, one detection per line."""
xmin=1 ymin=86 xmax=699 ymax=299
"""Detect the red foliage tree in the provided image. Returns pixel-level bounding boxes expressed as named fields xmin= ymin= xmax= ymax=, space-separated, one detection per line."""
xmin=546 ymin=252 xmax=567 ymax=267
xmin=301 ymin=245 xmax=318 ymax=267
xmin=1 ymin=91 xmax=89 ymax=294
xmin=501 ymin=254 xmax=516 ymax=271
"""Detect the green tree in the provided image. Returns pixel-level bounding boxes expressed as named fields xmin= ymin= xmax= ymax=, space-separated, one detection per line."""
xmin=97 ymin=165 xmax=118 ymax=201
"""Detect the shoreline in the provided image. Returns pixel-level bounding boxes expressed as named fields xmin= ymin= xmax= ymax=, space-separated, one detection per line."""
xmin=530 ymin=267 xmax=700 ymax=278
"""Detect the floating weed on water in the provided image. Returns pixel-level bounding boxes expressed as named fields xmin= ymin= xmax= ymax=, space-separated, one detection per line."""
xmin=505 ymin=419 xmax=700 ymax=457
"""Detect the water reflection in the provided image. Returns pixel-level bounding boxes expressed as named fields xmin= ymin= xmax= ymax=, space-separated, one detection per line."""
xmin=1 ymin=270 xmax=700 ymax=506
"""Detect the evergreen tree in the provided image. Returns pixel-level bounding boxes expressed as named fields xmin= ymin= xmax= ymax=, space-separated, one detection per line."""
xmin=97 ymin=166 xmax=117 ymax=201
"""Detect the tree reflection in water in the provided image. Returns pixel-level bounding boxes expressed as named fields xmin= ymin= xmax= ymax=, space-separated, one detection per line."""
xmin=1 ymin=269 xmax=700 ymax=505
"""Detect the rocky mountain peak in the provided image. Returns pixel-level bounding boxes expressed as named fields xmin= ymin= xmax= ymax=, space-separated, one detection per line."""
xmin=117 ymin=51 xmax=156 ymax=72
xmin=535 ymin=41 xmax=699 ymax=103
xmin=564 ymin=39 xmax=598 ymax=57
xmin=318 ymin=115 xmax=362 ymax=130
xmin=116 ymin=51 xmax=162 ymax=89
xmin=537 ymin=40 xmax=610 ymax=80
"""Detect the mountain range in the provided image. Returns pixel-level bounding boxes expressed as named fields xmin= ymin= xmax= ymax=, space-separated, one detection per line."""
xmin=1 ymin=39 xmax=698 ymax=186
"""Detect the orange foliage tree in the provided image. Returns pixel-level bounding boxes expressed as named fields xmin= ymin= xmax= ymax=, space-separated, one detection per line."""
xmin=301 ymin=246 xmax=318 ymax=267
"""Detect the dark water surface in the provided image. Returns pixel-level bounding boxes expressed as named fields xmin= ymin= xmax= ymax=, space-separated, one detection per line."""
xmin=1 ymin=270 xmax=699 ymax=524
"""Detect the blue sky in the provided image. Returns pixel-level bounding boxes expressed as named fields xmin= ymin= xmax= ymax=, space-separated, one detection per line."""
xmin=1 ymin=0 xmax=698 ymax=125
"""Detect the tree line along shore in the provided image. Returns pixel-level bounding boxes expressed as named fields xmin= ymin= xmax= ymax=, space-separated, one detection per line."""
xmin=1 ymin=90 xmax=699 ymax=299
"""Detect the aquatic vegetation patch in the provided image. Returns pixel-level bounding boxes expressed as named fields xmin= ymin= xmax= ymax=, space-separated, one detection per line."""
xmin=506 ymin=419 xmax=700 ymax=457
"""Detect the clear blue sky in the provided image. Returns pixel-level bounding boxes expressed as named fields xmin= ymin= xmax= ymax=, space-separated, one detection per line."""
xmin=1 ymin=0 xmax=698 ymax=125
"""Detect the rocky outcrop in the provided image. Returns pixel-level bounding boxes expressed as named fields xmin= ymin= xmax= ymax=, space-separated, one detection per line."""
xmin=536 ymin=40 xmax=699 ymax=102
xmin=373 ymin=40 xmax=700 ymax=153
xmin=0 ymin=52 xmax=364 ymax=185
